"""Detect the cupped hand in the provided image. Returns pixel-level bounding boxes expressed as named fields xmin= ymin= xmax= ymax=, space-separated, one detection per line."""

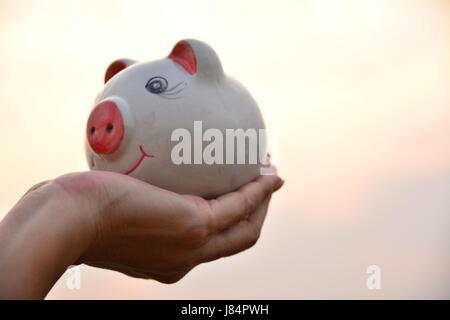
xmin=54 ymin=168 xmax=284 ymax=284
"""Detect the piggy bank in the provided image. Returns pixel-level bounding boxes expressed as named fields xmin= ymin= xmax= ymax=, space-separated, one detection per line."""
xmin=85 ymin=39 xmax=266 ymax=198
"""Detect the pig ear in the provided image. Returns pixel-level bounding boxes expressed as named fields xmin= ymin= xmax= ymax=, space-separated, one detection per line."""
xmin=104 ymin=59 xmax=137 ymax=83
xmin=168 ymin=39 xmax=224 ymax=81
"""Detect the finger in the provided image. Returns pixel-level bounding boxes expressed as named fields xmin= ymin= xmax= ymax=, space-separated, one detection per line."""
xmin=260 ymin=163 xmax=285 ymax=193
xmin=200 ymin=196 xmax=271 ymax=263
xmin=207 ymin=173 xmax=281 ymax=233
xmin=273 ymin=179 xmax=285 ymax=193
xmin=248 ymin=192 xmax=272 ymax=227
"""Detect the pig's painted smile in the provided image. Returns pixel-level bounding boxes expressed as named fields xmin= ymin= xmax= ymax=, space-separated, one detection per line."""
xmin=124 ymin=145 xmax=155 ymax=175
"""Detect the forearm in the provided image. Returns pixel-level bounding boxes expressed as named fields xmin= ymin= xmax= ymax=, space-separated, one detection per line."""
xmin=0 ymin=181 xmax=95 ymax=299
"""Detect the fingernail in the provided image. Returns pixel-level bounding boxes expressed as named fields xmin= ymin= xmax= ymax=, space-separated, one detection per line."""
xmin=273 ymin=179 xmax=285 ymax=192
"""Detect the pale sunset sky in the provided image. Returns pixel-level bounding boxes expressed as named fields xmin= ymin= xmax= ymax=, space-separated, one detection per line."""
xmin=0 ymin=0 xmax=449 ymax=298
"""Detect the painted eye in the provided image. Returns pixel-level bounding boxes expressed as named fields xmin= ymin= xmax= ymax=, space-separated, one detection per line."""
xmin=146 ymin=76 xmax=168 ymax=94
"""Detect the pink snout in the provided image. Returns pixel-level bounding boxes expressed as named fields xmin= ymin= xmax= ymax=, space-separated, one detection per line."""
xmin=86 ymin=101 xmax=125 ymax=154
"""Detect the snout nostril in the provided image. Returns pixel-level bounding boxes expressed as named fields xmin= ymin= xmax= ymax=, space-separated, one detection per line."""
xmin=87 ymin=100 xmax=124 ymax=154
xmin=106 ymin=123 xmax=114 ymax=134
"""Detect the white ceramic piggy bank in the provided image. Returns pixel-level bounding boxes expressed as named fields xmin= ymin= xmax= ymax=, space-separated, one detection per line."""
xmin=85 ymin=39 xmax=266 ymax=198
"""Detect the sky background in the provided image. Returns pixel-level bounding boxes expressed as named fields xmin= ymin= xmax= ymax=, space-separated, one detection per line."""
xmin=0 ymin=0 xmax=449 ymax=299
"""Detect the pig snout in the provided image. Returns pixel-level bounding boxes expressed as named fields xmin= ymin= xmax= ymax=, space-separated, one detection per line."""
xmin=86 ymin=100 xmax=125 ymax=154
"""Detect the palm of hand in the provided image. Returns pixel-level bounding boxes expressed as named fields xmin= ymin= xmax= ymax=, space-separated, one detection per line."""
xmin=55 ymin=169 xmax=282 ymax=283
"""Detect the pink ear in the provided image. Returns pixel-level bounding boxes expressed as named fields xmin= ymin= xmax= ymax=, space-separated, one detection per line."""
xmin=168 ymin=40 xmax=197 ymax=75
xmin=104 ymin=59 xmax=136 ymax=83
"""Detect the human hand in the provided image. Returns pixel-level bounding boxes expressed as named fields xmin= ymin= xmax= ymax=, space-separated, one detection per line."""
xmin=0 ymin=167 xmax=283 ymax=298
xmin=55 ymin=168 xmax=284 ymax=283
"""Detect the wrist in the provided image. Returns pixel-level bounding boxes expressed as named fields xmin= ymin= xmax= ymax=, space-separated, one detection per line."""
xmin=0 ymin=175 xmax=98 ymax=299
